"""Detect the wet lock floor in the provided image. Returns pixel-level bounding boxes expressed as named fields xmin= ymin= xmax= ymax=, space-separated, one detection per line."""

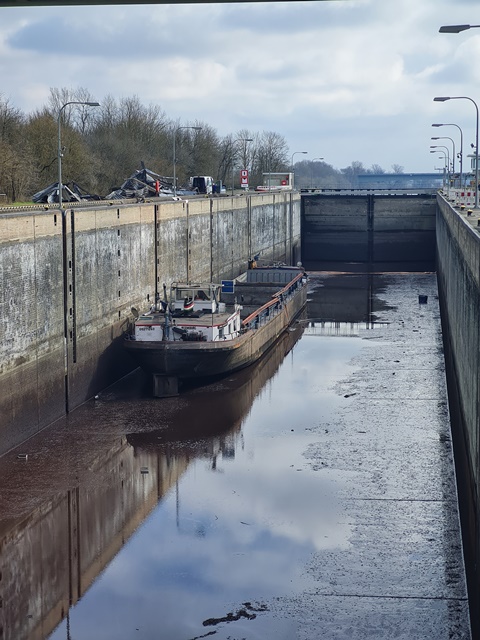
xmin=0 ymin=273 xmax=471 ymax=640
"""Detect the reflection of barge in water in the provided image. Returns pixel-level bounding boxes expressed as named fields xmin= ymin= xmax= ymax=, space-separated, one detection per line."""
xmin=125 ymin=265 xmax=307 ymax=397
xmin=127 ymin=318 xmax=305 ymax=452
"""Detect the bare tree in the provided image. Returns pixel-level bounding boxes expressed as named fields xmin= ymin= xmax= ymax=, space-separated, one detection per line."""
xmin=169 ymin=121 xmax=220 ymax=187
xmin=87 ymin=95 xmax=171 ymax=193
xmin=341 ymin=160 xmax=366 ymax=187
xmin=0 ymin=96 xmax=34 ymax=201
xmin=252 ymin=131 xmax=289 ymax=184
xmin=216 ymin=134 xmax=235 ymax=186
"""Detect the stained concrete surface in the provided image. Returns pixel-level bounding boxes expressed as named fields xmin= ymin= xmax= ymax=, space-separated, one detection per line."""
xmin=280 ymin=272 xmax=469 ymax=639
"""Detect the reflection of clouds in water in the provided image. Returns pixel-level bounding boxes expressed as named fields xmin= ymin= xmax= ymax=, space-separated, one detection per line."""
xmin=290 ymin=335 xmax=366 ymax=384
xmin=51 ymin=332 xmax=366 ymax=640
xmin=179 ymin=437 xmax=353 ymax=554
xmin=250 ymin=335 xmax=366 ymax=423
xmin=87 ymin=498 xmax=310 ymax=602
xmin=167 ymin=335 xmax=367 ymax=556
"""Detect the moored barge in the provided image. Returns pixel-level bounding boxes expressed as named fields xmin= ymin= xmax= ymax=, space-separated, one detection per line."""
xmin=124 ymin=264 xmax=308 ymax=397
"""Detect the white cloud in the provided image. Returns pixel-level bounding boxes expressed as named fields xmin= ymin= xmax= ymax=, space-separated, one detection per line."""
xmin=1 ymin=0 xmax=480 ymax=172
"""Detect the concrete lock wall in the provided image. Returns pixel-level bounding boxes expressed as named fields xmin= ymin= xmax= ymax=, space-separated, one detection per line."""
xmin=302 ymin=193 xmax=437 ymax=269
xmin=436 ymin=195 xmax=480 ymax=581
xmin=0 ymin=193 xmax=300 ymax=455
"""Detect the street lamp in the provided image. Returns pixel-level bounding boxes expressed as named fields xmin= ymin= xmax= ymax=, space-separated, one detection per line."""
xmin=432 ymin=123 xmax=464 ymax=188
xmin=173 ymin=125 xmax=202 ymax=197
xmin=434 ymin=96 xmax=479 ymax=208
xmin=430 ymin=150 xmax=448 ymax=189
xmin=311 ymin=157 xmax=324 ymax=189
xmin=232 ymin=137 xmax=253 ymax=195
xmin=439 ymin=24 xmax=480 ymax=33
xmin=431 ymin=136 xmax=455 ymax=180
xmin=58 ymin=100 xmax=100 ymax=210
xmin=291 ymin=151 xmax=308 ymax=170
xmin=430 ymin=145 xmax=451 ymax=173
xmin=291 ymin=151 xmax=307 ymax=189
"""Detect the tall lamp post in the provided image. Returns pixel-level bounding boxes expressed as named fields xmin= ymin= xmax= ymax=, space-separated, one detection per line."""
xmin=432 ymin=123 xmax=463 ymax=188
xmin=58 ymin=100 xmax=100 ymax=210
xmin=310 ymin=157 xmax=324 ymax=189
xmin=430 ymin=145 xmax=451 ymax=190
xmin=430 ymin=145 xmax=450 ymax=167
xmin=173 ymin=125 xmax=202 ymax=197
xmin=434 ymin=96 xmax=479 ymax=208
xmin=291 ymin=151 xmax=308 ymax=189
xmin=430 ymin=150 xmax=448 ymax=189
xmin=431 ymin=136 xmax=456 ymax=180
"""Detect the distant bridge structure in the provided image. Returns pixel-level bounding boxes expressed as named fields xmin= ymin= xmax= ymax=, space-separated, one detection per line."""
xmin=356 ymin=173 xmax=443 ymax=190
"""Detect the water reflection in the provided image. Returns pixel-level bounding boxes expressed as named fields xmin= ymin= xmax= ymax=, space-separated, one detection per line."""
xmin=304 ymin=320 xmax=390 ymax=336
xmin=0 ymin=318 xmax=305 ymax=640
xmin=48 ymin=327 xmax=359 ymax=640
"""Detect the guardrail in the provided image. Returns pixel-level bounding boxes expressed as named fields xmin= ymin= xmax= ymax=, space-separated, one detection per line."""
xmin=300 ymin=188 xmax=439 ymax=196
xmin=0 ymin=197 xmax=144 ymax=214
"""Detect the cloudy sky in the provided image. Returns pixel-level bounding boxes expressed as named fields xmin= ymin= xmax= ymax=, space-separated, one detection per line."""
xmin=1 ymin=0 xmax=480 ymax=173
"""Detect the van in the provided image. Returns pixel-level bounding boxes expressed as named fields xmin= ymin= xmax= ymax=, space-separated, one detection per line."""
xmin=191 ymin=176 xmax=214 ymax=195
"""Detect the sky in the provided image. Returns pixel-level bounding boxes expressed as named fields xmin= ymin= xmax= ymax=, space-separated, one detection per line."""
xmin=1 ymin=0 xmax=480 ymax=174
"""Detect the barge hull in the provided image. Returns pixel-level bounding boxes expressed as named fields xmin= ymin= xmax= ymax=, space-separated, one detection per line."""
xmin=125 ymin=284 xmax=307 ymax=395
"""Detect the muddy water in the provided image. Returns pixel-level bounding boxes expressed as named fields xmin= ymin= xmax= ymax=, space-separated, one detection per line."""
xmin=0 ymin=273 xmax=470 ymax=639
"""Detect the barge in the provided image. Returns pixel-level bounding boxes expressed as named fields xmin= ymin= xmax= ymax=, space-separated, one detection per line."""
xmin=124 ymin=264 xmax=308 ymax=397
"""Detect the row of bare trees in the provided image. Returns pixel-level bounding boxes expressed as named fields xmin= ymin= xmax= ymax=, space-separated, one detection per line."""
xmin=0 ymin=88 xmax=404 ymax=202
xmin=0 ymin=88 xmax=294 ymax=202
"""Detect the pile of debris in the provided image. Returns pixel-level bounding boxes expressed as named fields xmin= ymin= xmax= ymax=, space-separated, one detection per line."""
xmin=106 ymin=165 xmax=173 ymax=200
xmin=32 ymin=181 xmax=101 ymax=204
xmin=31 ymin=164 xmax=181 ymax=204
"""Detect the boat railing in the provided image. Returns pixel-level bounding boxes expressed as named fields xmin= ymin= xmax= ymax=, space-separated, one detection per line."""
xmin=242 ymin=272 xmax=305 ymax=330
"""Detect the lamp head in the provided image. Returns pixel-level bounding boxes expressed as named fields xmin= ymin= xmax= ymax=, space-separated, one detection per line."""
xmin=434 ymin=97 xmax=451 ymax=102
xmin=439 ymin=25 xmax=471 ymax=33
xmin=86 ymin=102 xmax=100 ymax=107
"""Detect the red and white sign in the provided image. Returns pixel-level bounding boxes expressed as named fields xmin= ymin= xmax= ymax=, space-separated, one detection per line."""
xmin=240 ymin=169 xmax=249 ymax=187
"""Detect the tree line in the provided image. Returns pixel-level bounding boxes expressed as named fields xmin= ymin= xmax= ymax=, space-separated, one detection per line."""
xmin=0 ymin=88 xmax=403 ymax=202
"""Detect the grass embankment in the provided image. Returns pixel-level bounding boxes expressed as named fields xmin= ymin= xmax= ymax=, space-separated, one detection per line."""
xmin=0 ymin=201 xmax=35 ymax=208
